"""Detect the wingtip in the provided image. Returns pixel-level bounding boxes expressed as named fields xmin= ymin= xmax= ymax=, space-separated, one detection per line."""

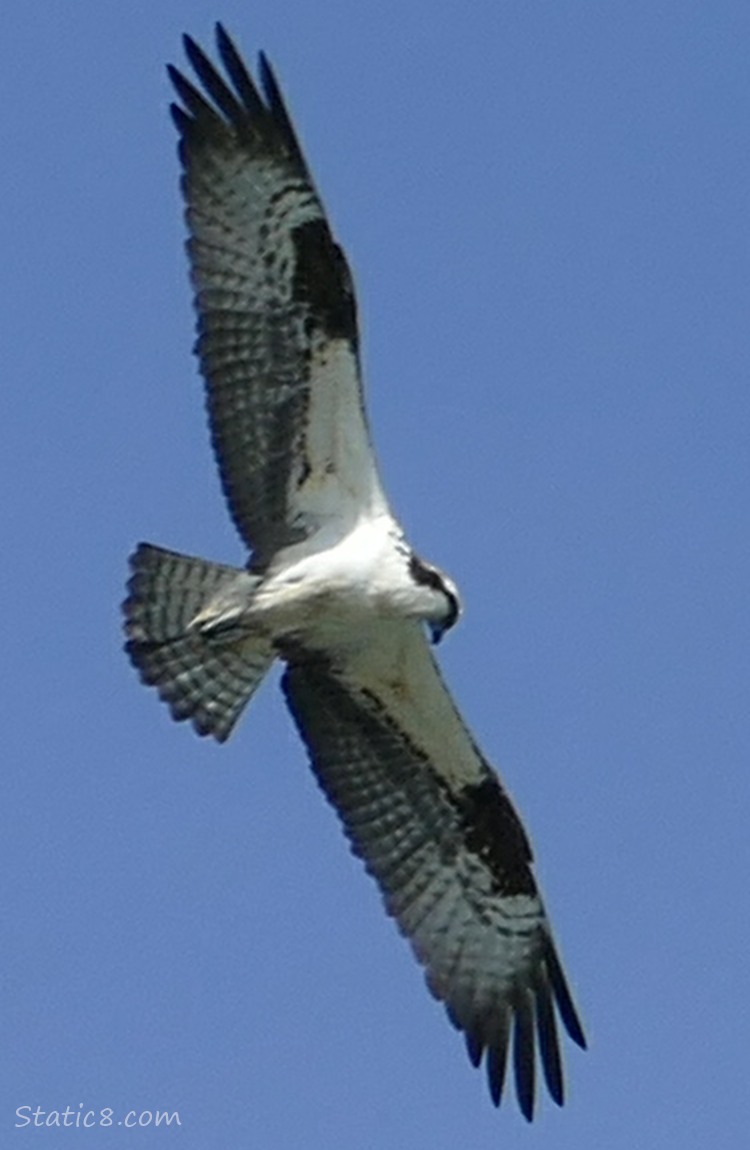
xmin=561 ymin=994 xmax=587 ymax=1051
xmin=257 ymin=50 xmax=289 ymax=127
xmin=257 ymin=51 xmax=276 ymax=101
xmin=169 ymin=102 xmax=190 ymax=134
xmin=486 ymin=1045 xmax=507 ymax=1108
xmin=513 ymin=993 xmax=536 ymax=1122
xmin=182 ymin=30 xmax=209 ymax=73
xmin=215 ymin=21 xmax=231 ymax=49
xmin=545 ymin=936 xmax=587 ymax=1050
xmin=464 ymin=1031 xmax=483 ymax=1069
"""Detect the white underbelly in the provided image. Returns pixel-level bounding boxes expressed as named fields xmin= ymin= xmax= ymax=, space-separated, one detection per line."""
xmin=251 ymin=520 xmax=409 ymax=648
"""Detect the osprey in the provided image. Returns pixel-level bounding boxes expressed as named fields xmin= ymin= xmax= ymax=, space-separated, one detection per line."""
xmin=123 ymin=25 xmax=586 ymax=1121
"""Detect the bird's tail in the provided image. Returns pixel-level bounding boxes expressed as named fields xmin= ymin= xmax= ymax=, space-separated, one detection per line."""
xmin=123 ymin=542 xmax=274 ymax=742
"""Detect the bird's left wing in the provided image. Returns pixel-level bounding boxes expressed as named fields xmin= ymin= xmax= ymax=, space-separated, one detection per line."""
xmin=169 ymin=26 xmax=389 ymax=560
xmin=282 ymin=629 xmax=585 ymax=1120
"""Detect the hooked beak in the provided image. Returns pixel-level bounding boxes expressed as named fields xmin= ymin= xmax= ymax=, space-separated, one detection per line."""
xmin=429 ymin=621 xmax=446 ymax=645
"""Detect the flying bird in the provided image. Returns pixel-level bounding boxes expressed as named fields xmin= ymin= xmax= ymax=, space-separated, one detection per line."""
xmin=123 ymin=25 xmax=586 ymax=1121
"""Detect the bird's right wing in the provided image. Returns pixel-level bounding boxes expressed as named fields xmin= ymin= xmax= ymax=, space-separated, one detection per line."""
xmin=169 ymin=26 xmax=389 ymax=560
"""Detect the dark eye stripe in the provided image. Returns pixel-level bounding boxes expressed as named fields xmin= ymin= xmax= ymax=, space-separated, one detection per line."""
xmin=408 ymin=553 xmax=445 ymax=592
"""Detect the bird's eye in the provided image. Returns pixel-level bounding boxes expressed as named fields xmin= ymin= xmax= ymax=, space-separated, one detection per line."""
xmin=442 ymin=586 xmax=460 ymax=633
xmin=429 ymin=586 xmax=460 ymax=644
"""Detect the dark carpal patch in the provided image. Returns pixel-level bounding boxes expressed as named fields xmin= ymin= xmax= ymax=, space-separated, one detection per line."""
xmin=292 ymin=218 xmax=357 ymax=342
xmin=459 ymin=777 xmax=537 ymax=896
xmin=409 ymin=553 xmax=444 ymax=591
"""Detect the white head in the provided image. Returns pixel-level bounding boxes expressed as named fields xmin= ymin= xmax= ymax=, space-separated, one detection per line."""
xmin=408 ymin=554 xmax=462 ymax=644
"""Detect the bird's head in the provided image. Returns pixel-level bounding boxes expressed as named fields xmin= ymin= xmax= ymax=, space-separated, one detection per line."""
xmin=408 ymin=554 xmax=462 ymax=644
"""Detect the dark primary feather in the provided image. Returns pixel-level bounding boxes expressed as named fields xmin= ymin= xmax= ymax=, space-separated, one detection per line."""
xmin=215 ymin=25 xmax=267 ymax=120
xmin=282 ymin=658 xmax=585 ymax=1120
xmin=513 ymin=990 xmax=535 ymax=1119
xmin=257 ymin=50 xmax=308 ymax=167
xmin=534 ymin=968 xmax=563 ymax=1104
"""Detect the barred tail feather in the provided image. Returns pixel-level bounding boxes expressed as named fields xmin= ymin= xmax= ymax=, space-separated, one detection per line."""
xmin=123 ymin=543 xmax=274 ymax=741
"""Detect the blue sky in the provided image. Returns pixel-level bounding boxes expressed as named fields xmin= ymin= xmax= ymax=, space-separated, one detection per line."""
xmin=3 ymin=2 xmax=749 ymax=1146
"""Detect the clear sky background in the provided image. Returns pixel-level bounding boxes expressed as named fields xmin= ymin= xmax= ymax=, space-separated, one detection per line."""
xmin=3 ymin=2 xmax=748 ymax=1146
